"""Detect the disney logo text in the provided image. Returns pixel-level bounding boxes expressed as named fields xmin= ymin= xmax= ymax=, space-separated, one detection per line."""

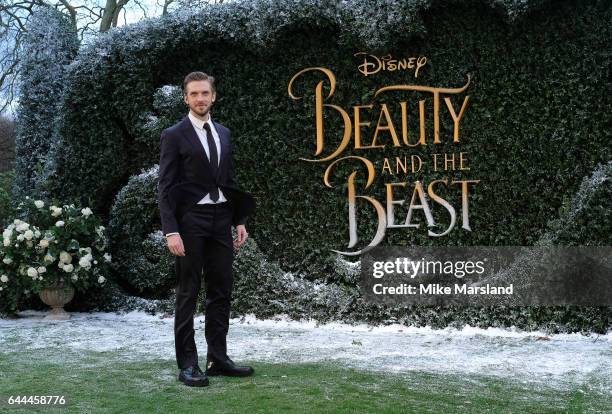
xmin=355 ymin=53 xmax=427 ymax=78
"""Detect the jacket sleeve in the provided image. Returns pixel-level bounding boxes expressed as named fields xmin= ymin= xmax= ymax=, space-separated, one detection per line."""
xmin=158 ymin=130 xmax=180 ymax=234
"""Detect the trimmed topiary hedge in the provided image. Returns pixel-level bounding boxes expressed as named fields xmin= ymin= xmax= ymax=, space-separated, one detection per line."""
xmin=12 ymin=0 xmax=610 ymax=330
xmin=13 ymin=6 xmax=79 ymax=201
xmin=108 ymin=165 xmax=175 ymax=297
xmin=49 ymin=0 xmax=611 ymax=280
xmin=0 ymin=171 xmax=14 ymax=227
xmin=541 ymin=161 xmax=612 ymax=247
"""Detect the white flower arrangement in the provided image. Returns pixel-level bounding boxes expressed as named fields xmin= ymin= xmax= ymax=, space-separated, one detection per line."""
xmin=0 ymin=199 xmax=112 ymax=298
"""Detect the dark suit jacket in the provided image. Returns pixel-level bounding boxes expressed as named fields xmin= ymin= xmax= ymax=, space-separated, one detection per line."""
xmin=158 ymin=116 xmax=255 ymax=235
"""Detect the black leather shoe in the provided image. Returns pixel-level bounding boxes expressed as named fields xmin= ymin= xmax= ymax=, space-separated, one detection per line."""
xmin=206 ymin=358 xmax=254 ymax=377
xmin=178 ymin=365 xmax=210 ymax=387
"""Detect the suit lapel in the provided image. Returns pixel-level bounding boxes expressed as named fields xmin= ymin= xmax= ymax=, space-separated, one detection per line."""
xmin=180 ymin=116 xmax=228 ymax=181
xmin=179 ymin=117 xmax=213 ymax=179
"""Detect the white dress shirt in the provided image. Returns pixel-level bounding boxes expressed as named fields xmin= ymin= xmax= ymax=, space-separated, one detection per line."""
xmin=165 ymin=112 xmax=228 ymax=237
xmin=187 ymin=111 xmax=228 ymax=205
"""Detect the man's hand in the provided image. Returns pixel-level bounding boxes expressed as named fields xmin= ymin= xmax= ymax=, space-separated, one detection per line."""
xmin=233 ymin=224 xmax=248 ymax=252
xmin=166 ymin=234 xmax=185 ymax=256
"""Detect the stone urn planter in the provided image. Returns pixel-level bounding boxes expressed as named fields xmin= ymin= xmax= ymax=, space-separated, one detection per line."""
xmin=39 ymin=285 xmax=75 ymax=320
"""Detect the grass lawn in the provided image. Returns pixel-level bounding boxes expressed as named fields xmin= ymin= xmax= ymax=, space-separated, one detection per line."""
xmin=0 ymin=347 xmax=608 ymax=414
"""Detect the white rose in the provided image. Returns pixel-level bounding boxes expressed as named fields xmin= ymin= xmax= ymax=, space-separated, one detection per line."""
xmin=17 ymin=234 xmax=24 ymax=241
xmin=34 ymin=230 xmax=41 ymax=238
xmin=55 ymin=220 xmax=65 ymax=227
xmin=63 ymin=264 xmax=74 ymax=273
xmin=81 ymin=207 xmax=93 ymax=217
xmin=79 ymin=256 xmax=92 ymax=269
xmin=39 ymin=239 xmax=49 ymax=248
xmin=51 ymin=207 xmax=62 ymax=217
xmin=3 ymin=238 xmax=9 ymax=247
xmin=2 ymin=228 xmax=12 ymax=239
xmin=24 ymin=230 xmax=33 ymax=240
xmin=71 ymin=274 xmax=78 ymax=281
xmin=59 ymin=251 xmax=72 ymax=264
xmin=98 ymin=276 xmax=106 ymax=284
xmin=103 ymin=253 xmax=112 ymax=263
xmin=3 ymin=257 xmax=12 ymax=264
xmin=34 ymin=200 xmax=44 ymax=208
xmin=16 ymin=222 xmax=29 ymax=232
xmin=37 ymin=266 xmax=46 ymax=274
xmin=0 ymin=275 xmax=8 ymax=283
xmin=27 ymin=267 xmax=38 ymax=278
xmin=44 ymin=254 xmax=55 ymax=263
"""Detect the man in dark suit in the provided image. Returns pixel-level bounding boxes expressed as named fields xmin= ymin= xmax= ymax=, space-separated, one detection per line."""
xmin=158 ymin=71 xmax=256 ymax=387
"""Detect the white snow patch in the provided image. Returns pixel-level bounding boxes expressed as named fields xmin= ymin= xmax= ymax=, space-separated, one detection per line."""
xmin=1 ymin=310 xmax=610 ymax=394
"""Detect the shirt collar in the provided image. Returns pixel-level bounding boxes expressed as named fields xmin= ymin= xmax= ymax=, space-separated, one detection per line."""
xmin=188 ymin=111 xmax=214 ymax=131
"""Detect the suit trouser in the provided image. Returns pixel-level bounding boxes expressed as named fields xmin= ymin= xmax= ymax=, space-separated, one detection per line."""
xmin=174 ymin=202 xmax=234 ymax=369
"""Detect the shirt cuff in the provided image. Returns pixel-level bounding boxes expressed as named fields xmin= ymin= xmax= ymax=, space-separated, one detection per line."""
xmin=165 ymin=232 xmax=180 ymax=237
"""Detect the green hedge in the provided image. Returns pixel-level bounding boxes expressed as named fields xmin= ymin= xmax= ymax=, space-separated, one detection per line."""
xmin=13 ymin=6 xmax=78 ymax=200
xmin=108 ymin=166 xmax=175 ymax=297
xmin=20 ymin=0 xmax=611 ymax=330
xmin=541 ymin=161 xmax=612 ymax=246
xmin=49 ymin=0 xmax=611 ymax=278
xmin=0 ymin=171 xmax=14 ymax=227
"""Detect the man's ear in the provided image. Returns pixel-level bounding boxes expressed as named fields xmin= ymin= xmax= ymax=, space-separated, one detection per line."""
xmin=183 ymin=95 xmax=188 ymax=105
xmin=212 ymin=92 xmax=216 ymax=103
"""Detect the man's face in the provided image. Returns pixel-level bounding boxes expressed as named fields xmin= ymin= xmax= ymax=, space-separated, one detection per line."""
xmin=184 ymin=80 xmax=216 ymax=117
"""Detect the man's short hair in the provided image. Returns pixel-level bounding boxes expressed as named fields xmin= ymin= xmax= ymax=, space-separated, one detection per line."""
xmin=183 ymin=72 xmax=216 ymax=94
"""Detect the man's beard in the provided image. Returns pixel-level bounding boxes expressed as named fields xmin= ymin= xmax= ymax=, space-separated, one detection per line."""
xmin=192 ymin=104 xmax=210 ymax=117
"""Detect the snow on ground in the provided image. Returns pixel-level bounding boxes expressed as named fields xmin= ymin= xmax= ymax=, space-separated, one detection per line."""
xmin=1 ymin=311 xmax=611 ymax=394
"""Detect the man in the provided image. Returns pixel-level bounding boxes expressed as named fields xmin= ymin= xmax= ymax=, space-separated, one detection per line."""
xmin=158 ymin=71 xmax=256 ymax=387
